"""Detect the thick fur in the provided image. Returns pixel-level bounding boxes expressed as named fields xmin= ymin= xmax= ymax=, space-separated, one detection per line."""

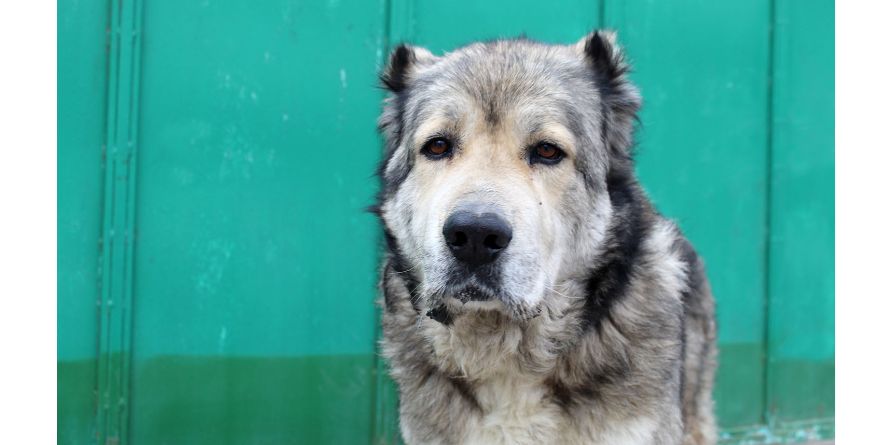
xmin=375 ymin=32 xmax=718 ymax=445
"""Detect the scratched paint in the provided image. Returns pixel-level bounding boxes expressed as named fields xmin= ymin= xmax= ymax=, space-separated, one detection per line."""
xmin=193 ymin=239 xmax=234 ymax=297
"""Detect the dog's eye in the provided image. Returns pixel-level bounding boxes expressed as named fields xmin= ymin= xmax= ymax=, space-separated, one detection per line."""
xmin=422 ymin=137 xmax=453 ymax=159
xmin=530 ymin=142 xmax=565 ymax=165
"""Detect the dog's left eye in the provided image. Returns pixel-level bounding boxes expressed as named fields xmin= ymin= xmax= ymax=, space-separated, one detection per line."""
xmin=421 ymin=137 xmax=453 ymax=159
xmin=530 ymin=142 xmax=565 ymax=165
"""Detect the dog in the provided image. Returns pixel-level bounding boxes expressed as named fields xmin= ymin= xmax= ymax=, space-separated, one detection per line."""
xmin=373 ymin=31 xmax=718 ymax=445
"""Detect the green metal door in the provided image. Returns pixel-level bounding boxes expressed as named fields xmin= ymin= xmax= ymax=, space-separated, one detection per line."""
xmin=58 ymin=0 xmax=834 ymax=443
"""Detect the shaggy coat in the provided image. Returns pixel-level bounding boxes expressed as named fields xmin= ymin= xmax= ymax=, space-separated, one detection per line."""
xmin=374 ymin=32 xmax=718 ymax=445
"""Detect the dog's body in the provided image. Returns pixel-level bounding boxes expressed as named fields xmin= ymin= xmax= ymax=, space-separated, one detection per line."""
xmin=374 ymin=32 xmax=717 ymax=445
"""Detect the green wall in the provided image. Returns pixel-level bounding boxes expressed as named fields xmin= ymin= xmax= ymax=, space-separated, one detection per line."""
xmin=58 ymin=0 xmax=834 ymax=443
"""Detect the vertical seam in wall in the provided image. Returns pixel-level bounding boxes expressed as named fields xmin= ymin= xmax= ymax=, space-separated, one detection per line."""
xmin=371 ymin=1 xmax=395 ymax=443
xmin=762 ymin=0 xmax=777 ymax=429
xmin=96 ymin=0 xmax=121 ymax=439
xmin=96 ymin=0 xmax=143 ymax=443
xmin=383 ymin=0 xmax=393 ymax=51
xmin=93 ymin=0 xmax=114 ymax=437
xmin=123 ymin=1 xmax=143 ymax=442
xmin=598 ymin=0 xmax=606 ymax=28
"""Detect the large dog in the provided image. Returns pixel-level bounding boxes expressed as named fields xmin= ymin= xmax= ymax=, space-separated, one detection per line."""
xmin=373 ymin=31 xmax=718 ymax=445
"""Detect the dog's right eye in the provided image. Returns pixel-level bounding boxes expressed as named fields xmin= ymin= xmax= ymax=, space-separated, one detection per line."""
xmin=529 ymin=142 xmax=565 ymax=165
xmin=421 ymin=137 xmax=453 ymax=159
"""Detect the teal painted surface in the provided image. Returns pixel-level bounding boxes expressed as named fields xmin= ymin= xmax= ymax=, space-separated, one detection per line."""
xmin=58 ymin=0 xmax=107 ymax=442
xmin=389 ymin=0 xmax=601 ymax=52
xmin=132 ymin=355 xmax=376 ymax=444
xmin=766 ymin=0 xmax=835 ymax=425
xmin=132 ymin=0 xmax=384 ymax=359
xmin=57 ymin=0 xmax=834 ymax=443
xmin=128 ymin=0 xmax=385 ymax=443
xmin=58 ymin=0 xmax=106 ymax=363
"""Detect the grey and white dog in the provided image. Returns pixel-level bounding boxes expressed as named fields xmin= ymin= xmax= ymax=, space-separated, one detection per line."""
xmin=373 ymin=31 xmax=718 ymax=445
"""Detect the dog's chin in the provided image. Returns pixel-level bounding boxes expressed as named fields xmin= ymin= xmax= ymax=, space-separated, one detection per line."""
xmin=426 ymin=283 xmax=541 ymax=324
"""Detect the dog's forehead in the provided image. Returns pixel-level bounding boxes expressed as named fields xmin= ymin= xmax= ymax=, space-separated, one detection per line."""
xmin=408 ymin=41 xmax=594 ymax=131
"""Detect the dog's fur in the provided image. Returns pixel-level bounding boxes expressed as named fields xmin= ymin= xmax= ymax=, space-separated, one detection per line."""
xmin=373 ymin=32 xmax=718 ymax=445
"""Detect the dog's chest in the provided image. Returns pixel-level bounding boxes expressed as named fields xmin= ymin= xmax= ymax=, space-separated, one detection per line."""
xmin=462 ymin=375 xmax=566 ymax=445
xmin=424 ymin=315 xmax=660 ymax=444
xmin=458 ymin=375 xmax=659 ymax=445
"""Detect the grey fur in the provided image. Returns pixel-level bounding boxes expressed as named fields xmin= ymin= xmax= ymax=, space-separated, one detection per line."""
xmin=375 ymin=32 xmax=717 ymax=445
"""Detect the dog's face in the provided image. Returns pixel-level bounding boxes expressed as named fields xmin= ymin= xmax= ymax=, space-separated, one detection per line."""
xmin=377 ymin=33 xmax=640 ymax=320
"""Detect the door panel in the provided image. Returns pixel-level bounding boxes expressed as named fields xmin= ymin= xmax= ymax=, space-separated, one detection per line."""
xmin=130 ymin=1 xmax=386 ymax=443
xmin=767 ymin=0 xmax=835 ymax=425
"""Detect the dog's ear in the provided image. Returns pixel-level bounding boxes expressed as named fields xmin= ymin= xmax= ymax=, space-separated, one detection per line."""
xmin=578 ymin=30 xmax=631 ymax=84
xmin=380 ymin=44 xmax=436 ymax=93
xmin=576 ymin=31 xmax=641 ymax=157
xmin=377 ymin=44 xmax=436 ymax=189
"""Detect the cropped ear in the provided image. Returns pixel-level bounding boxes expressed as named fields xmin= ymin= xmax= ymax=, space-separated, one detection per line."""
xmin=380 ymin=44 xmax=436 ymax=93
xmin=576 ymin=31 xmax=641 ymax=158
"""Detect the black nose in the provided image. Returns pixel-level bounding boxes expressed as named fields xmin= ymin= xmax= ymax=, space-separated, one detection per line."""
xmin=442 ymin=210 xmax=513 ymax=267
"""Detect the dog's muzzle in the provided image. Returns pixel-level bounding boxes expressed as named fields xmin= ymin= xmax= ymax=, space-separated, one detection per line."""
xmin=427 ymin=204 xmax=514 ymax=324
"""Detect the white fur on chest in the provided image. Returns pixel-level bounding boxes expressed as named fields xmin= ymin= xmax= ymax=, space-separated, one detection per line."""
xmin=460 ymin=374 xmax=658 ymax=445
xmin=462 ymin=375 xmax=562 ymax=445
xmin=422 ymin=308 xmax=662 ymax=444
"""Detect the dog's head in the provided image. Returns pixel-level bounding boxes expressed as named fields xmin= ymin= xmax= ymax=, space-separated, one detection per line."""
xmin=375 ymin=32 xmax=641 ymax=321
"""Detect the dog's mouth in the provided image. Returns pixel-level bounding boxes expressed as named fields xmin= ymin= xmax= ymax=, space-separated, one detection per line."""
xmin=425 ymin=283 xmax=497 ymax=323
xmin=425 ymin=280 xmax=543 ymax=324
xmin=453 ymin=284 xmax=495 ymax=302
xmin=438 ymin=276 xmax=500 ymax=305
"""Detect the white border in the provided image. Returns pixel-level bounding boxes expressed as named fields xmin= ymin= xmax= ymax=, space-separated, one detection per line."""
xmin=0 ymin=0 xmax=874 ymax=443
xmin=0 ymin=2 xmax=58 ymax=443
xmin=835 ymin=1 xmax=886 ymax=443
